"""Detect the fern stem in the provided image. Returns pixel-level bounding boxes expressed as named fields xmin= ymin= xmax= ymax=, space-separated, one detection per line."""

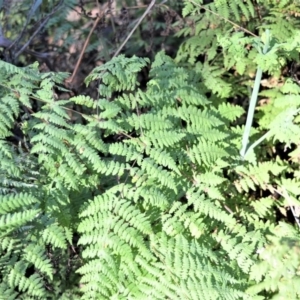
xmin=240 ymin=30 xmax=271 ymax=159
xmin=244 ymin=130 xmax=270 ymax=158
xmin=240 ymin=67 xmax=262 ymax=159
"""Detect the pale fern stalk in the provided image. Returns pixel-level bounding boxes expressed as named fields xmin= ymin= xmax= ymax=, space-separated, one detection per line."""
xmin=240 ymin=30 xmax=271 ymax=159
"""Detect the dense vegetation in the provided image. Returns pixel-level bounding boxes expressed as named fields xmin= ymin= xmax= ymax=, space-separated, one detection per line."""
xmin=0 ymin=0 xmax=300 ymax=299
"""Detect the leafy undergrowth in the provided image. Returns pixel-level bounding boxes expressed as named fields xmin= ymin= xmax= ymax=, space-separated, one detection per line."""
xmin=0 ymin=0 xmax=300 ymax=299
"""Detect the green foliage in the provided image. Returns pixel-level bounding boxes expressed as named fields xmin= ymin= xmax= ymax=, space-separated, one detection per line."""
xmin=178 ymin=0 xmax=300 ymax=97
xmin=1 ymin=1 xmax=300 ymax=299
xmin=0 ymin=48 xmax=293 ymax=299
xmin=248 ymin=223 xmax=300 ymax=299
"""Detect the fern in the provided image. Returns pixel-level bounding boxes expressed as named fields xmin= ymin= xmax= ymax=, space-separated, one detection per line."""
xmin=248 ymin=223 xmax=300 ymax=298
xmin=1 ymin=0 xmax=300 ymax=297
xmin=73 ymin=52 xmax=264 ymax=299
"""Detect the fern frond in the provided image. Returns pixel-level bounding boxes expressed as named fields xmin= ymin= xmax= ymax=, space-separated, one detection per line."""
xmin=42 ymin=223 xmax=70 ymax=249
xmin=23 ymin=244 xmax=53 ymax=280
xmin=248 ymin=223 xmax=300 ymax=299
xmin=8 ymin=266 xmax=47 ymax=297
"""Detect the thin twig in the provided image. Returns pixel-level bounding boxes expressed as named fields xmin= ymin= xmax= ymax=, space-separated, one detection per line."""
xmin=14 ymin=0 xmax=64 ymax=59
xmin=8 ymin=0 xmax=43 ymax=54
xmin=65 ymin=14 xmax=103 ymax=86
xmin=112 ymin=0 xmax=156 ymax=58
xmin=188 ymin=0 xmax=258 ymax=38
xmin=84 ymin=0 xmax=157 ymax=86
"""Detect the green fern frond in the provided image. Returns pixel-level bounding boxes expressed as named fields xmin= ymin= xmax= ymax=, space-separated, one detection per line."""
xmin=234 ymin=161 xmax=286 ymax=192
xmin=85 ymin=55 xmax=149 ymax=94
xmin=189 ymin=140 xmax=230 ymax=167
xmin=0 ymin=193 xmax=38 ymax=213
xmin=248 ymin=223 xmax=300 ymax=299
xmin=139 ymin=130 xmax=185 ymax=148
xmin=146 ymin=147 xmax=181 ymax=174
xmin=140 ymin=158 xmax=177 ymax=190
xmin=207 ymin=0 xmax=255 ymax=21
xmin=8 ymin=261 xmax=47 ymax=297
xmin=23 ymin=244 xmax=53 ymax=280
xmin=42 ymin=223 xmax=70 ymax=249
xmin=0 ymin=210 xmax=40 ymax=234
xmin=0 ymin=60 xmax=40 ymax=81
